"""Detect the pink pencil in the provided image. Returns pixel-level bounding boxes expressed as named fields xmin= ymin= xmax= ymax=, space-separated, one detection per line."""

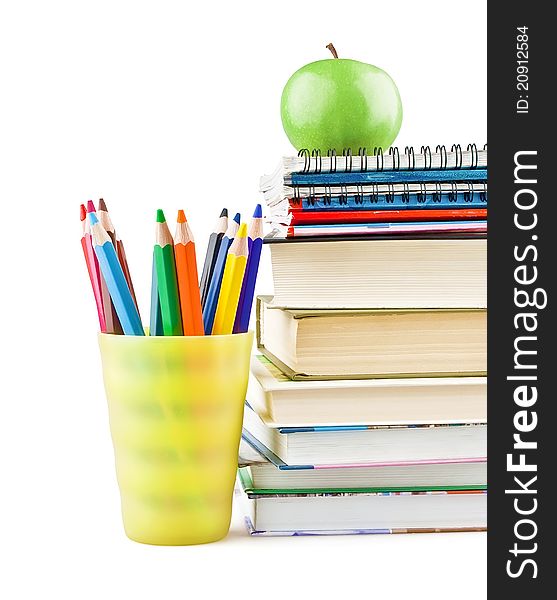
xmin=81 ymin=202 xmax=106 ymax=331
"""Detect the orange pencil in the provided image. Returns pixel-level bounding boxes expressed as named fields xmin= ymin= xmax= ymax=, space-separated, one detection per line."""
xmin=174 ymin=210 xmax=204 ymax=335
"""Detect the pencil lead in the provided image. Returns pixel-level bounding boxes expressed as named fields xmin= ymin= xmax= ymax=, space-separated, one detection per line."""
xmin=237 ymin=223 xmax=248 ymax=237
xmin=220 ymin=208 xmax=228 ymax=218
xmin=80 ymin=204 xmax=87 ymax=221
xmin=156 ymin=209 xmax=166 ymax=223
xmin=87 ymin=200 xmax=96 ymax=213
xmin=88 ymin=211 xmax=100 ymax=225
xmin=233 ymin=212 xmax=241 ymax=224
xmin=177 ymin=209 xmax=186 ymax=223
xmin=98 ymin=198 xmax=108 ymax=212
xmin=253 ymin=204 xmax=262 ymax=218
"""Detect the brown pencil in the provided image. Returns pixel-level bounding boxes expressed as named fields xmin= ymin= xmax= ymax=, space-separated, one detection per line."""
xmin=89 ymin=200 xmax=122 ymax=334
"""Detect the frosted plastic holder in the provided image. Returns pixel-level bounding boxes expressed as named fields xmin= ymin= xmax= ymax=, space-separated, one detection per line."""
xmin=98 ymin=331 xmax=253 ymax=545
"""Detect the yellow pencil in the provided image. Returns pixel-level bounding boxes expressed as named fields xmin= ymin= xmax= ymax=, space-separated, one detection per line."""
xmin=212 ymin=223 xmax=248 ymax=335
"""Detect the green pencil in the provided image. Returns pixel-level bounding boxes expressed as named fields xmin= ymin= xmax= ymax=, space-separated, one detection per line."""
xmin=154 ymin=209 xmax=183 ymax=335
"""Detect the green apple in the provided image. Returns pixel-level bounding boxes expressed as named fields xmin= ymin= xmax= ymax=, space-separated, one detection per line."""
xmin=281 ymin=44 xmax=403 ymax=154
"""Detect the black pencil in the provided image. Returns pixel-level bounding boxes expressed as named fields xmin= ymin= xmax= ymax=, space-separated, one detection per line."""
xmin=200 ymin=208 xmax=228 ymax=307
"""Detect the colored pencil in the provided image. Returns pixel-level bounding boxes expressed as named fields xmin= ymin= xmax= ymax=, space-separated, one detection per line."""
xmin=98 ymin=198 xmax=139 ymax=310
xmin=88 ymin=212 xmax=144 ymax=336
xmin=233 ymin=204 xmax=263 ymax=333
xmin=154 ymin=209 xmax=182 ymax=336
xmin=202 ymin=212 xmax=240 ymax=334
xmin=212 ymin=223 xmax=248 ymax=335
xmin=174 ymin=210 xmax=204 ymax=335
xmin=149 ymin=253 xmax=163 ymax=336
xmin=87 ymin=200 xmax=120 ymax=333
xmin=80 ymin=204 xmax=106 ymax=332
xmin=94 ymin=199 xmax=123 ymax=334
xmin=200 ymin=208 xmax=228 ymax=307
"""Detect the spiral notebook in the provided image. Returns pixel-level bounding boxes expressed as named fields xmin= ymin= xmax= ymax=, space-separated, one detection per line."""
xmin=261 ymin=144 xmax=488 ymax=232
xmin=260 ymin=143 xmax=487 ymax=188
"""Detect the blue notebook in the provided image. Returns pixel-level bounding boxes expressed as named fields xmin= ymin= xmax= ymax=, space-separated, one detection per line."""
xmin=290 ymin=168 xmax=487 ymax=186
xmin=294 ymin=189 xmax=487 ymax=211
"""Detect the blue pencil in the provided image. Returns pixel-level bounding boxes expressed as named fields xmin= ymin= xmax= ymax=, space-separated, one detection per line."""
xmin=88 ymin=212 xmax=144 ymax=336
xmin=202 ymin=212 xmax=240 ymax=334
xmin=233 ymin=205 xmax=263 ymax=333
xmin=149 ymin=253 xmax=163 ymax=335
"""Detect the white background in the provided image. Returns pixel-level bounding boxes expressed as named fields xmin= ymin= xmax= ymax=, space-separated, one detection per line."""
xmin=0 ymin=1 xmax=486 ymax=598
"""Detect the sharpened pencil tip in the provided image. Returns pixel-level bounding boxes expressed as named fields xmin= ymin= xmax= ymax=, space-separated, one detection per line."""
xmin=220 ymin=208 xmax=228 ymax=218
xmin=98 ymin=198 xmax=108 ymax=212
xmin=88 ymin=211 xmax=99 ymax=225
xmin=177 ymin=209 xmax=186 ymax=223
xmin=253 ymin=204 xmax=262 ymax=218
xmin=237 ymin=223 xmax=248 ymax=237
xmin=80 ymin=204 xmax=87 ymax=221
xmin=233 ymin=212 xmax=241 ymax=224
xmin=156 ymin=209 xmax=166 ymax=223
xmin=86 ymin=200 xmax=96 ymax=213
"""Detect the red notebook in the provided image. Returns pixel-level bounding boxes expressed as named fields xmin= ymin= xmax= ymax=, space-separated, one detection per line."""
xmin=288 ymin=207 xmax=487 ymax=226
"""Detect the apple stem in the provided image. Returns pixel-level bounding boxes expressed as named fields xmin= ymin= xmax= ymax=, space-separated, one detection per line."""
xmin=326 ymin=43 xmax=339 ymax=59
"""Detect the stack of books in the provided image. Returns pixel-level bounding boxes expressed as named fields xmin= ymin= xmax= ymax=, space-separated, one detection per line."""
xmin=239 ymin=145 xmax=487 ymax=536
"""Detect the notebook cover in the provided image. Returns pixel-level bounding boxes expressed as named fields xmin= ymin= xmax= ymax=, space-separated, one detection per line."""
xmin=286 ymin=207 xmax=487 ymax=225
xmin=289 ymin=168 xmax=487 ymax=186
xmin=286 ymin=220 xmax=487 ymax=238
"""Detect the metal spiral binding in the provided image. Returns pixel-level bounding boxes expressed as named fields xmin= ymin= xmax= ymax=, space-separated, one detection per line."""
xmin=358 ymin=147 xmax=368 ymax=171
xmin=421 ymin=146 xmax=432 ymax=170
xmin=436 ymin=145 xmax=448 ymax=169
xmin=404 ymin=146 xmax=416 ymax=170
xmin=298 ymin=143 xmax=486 ymax=174
xmin=327 ymin=148 xmax=338 ymax=173
xmin=451 ymin=144 xmax=463 ymax=169
xmin=298 ymin=148 xmax=311 ymax=173
xmin=433 ymin=181 xmax=443 ymax=203
xmin=312 ymin=149 xmax=322 ymax=173
xmin=373 ymin=147 xmax=384 ymax=171
xmin=355 ymin=183 xmax=365 ymax=205
xmin=467 ymin=143 xmax=478 ymax=168
xmin=402 ymin=182 xmax=411 ymax=204
xmin=342 ymin=148 xmax=353 ymax=172
xmin=389 ymin=146 xmax=400 ymax=170
xmin=480 ymin=181 xmax=487 ymax=203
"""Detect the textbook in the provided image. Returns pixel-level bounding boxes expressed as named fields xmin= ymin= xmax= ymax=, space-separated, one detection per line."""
xmin=256 ymin=297 xmax=486 ymax=379
xmin=242 ymin=402 xmax=487 ymax=467
xmin=247 ymin=355 xmax=487 ymax=426
xmin=239 ymin=480 xmax=487 ymax=535
xmin=242 ymin=461 xmax=487 ymax=491
xmin=264 ymin=237 xmax=487 ymax=309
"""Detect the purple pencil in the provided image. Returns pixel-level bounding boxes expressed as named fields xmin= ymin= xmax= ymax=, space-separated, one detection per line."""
xmin=233 ymin=204 xmax=263 ymax=333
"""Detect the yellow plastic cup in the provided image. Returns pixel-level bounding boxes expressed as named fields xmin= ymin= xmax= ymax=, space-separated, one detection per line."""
xmin=98 ymin=331 xmax=253 ymax=545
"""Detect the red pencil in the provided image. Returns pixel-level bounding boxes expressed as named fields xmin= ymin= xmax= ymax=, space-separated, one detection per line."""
xmin=80 ymin=203 xmax=106 ymax=331
xmin=87 ymin=201 xmax=122 ymax=334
